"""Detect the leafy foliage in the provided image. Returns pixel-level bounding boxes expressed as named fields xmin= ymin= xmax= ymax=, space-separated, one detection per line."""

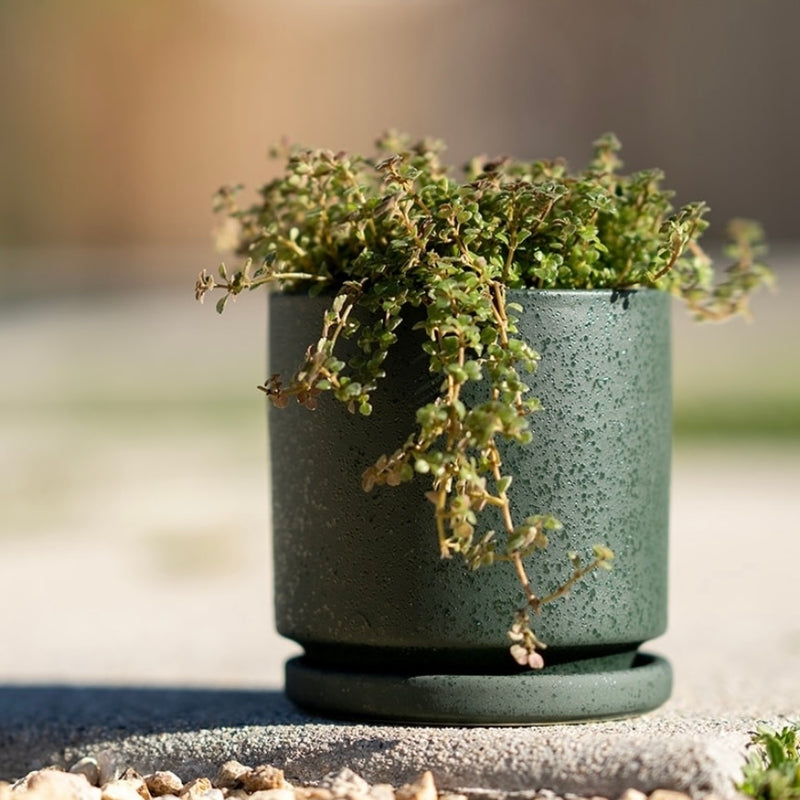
xmin=196 ymin=133 xmax=772 ymax=668
xmin=740 ymin=724 xmax=800 ymax=800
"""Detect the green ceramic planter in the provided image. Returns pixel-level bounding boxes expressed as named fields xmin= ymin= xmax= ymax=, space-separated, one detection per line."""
xmin=268 ymin=289 xmax=672 ymax=724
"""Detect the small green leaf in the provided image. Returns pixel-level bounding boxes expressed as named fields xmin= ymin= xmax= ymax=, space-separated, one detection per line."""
xmin=593 ymin=544 xmax=615 ymax=562
xmin=497 ymin=476 xmax=512 ymax=495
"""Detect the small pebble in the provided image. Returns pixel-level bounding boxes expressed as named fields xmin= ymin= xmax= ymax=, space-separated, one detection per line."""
xmin=112 ymin=769 xmax=151 ymax=800
xmin=24 ymin=769 xmax=102 ymax=800
xmin=70 ymin=758 xmax=102 ymax=787
xmin=320 ymin=768 xmax=370 ymax=799
xmin=618 ymin=791 xmax=647 ymax=800
xmin=366 ymin=784 xmax=395 ymax=800
xmin=102 ymin=778 xmax=151 ymax=800
xmin=248 ymin=791 xmax=295 ymax=800
xmin=224 ymin=791 xmax=252 ymax=800
xmin=242 ymin=766 xmax=288 ymax=793
xmin=145 ymin=772 xmax=184 ymax=797
xmin=293 ymin=789 xmax=333 ymax=800
xmin=214 ymin=762 xmax=251 ymax=790
xmin=396 ymin=772 xmax=436 ymax=800
xmin=12 ymin=768 xmax=55 ymax=792
xmin=179 ymin=778 xmax=214 ymax=798
xmin=648 ymin=792 xmax=691 ymax=800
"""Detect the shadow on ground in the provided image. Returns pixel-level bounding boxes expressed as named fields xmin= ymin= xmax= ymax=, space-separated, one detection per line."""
xmin=0 ymin=684 xmax=327 ymax=780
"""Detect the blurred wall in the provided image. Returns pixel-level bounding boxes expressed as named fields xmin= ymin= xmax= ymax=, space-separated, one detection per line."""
xmin=1 ymin=0 xmax=798 ymax=256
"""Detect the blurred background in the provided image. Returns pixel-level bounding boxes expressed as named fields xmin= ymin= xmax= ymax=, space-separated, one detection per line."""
xmin=0 ymin=0 xmax=798 ymax=703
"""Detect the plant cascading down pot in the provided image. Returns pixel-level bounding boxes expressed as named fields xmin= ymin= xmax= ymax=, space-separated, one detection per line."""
xmin=196 ymin=133 xmax=772 ymax=724
xmin=269 ymin=288 xmax=670 ymax=723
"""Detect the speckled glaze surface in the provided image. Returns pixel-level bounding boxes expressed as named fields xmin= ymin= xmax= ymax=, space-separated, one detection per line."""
xmin=268 ymin=289 xmax=672 ymax=722
xmin=284 ymin=652 xmax=671 ymax=725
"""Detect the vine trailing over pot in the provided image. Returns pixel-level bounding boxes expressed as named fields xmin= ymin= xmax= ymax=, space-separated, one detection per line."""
xmin=196 ymin=132 xmax=772 ymax=669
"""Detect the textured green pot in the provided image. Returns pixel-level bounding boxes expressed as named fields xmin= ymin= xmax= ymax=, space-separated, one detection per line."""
xmin=268 ymin=289 xmax=672 ymax=723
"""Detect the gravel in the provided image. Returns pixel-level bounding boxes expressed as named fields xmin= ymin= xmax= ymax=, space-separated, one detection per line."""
xmin=1 ymin=761 xmax=704 ymax=800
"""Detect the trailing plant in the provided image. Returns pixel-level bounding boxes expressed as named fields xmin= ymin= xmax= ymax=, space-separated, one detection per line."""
xmin=739 ymin=724 xmax=800 ymax=800
xmin=196 ymin=133 xmax=772 ymax=669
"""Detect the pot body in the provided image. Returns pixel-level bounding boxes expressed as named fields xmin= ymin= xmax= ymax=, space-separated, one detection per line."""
xmin=268 ymin=289 xmax=671 ymax=716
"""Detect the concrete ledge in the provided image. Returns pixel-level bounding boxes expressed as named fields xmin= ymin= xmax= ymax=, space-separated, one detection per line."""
xmin=0 ymin=686 xmax=756 ymax=798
